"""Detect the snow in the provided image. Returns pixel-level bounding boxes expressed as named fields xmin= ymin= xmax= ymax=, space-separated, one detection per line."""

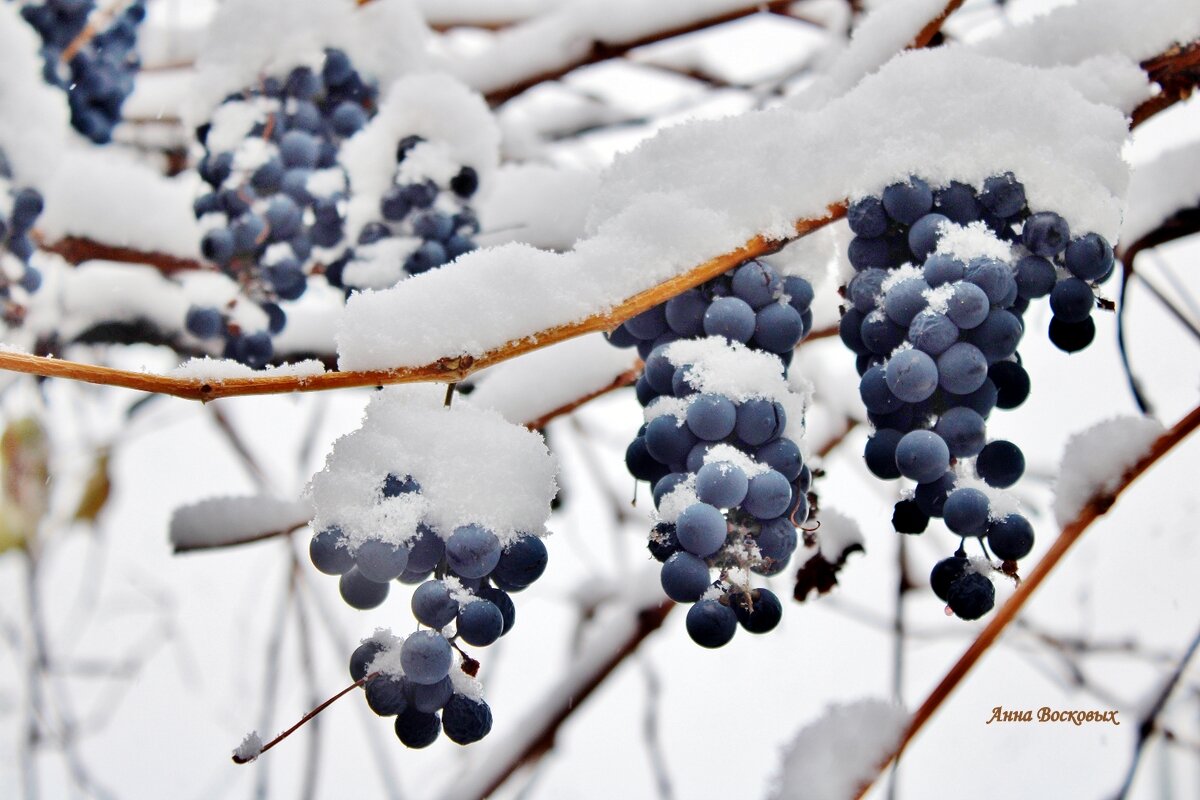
xmin=466 ymin=334 xmax=636 ymax=426
xmin=952 ymin=473 xmax=1023 ymax=523
xmin=232 ymin=730 xmax=263 ymax=762
xmin=1120 ymin=140 xmax=1200 ymax=246
xmin=769 ymin=699 xmax=908 ymax=800
xmin=168 ymin=358 xmax=328 ymax=381
xmin=475 ymin=163 xmax=601 ymax=251
xmin=307 ymin=386 xmax=558 ymax=548
xmin=934 ymin=221 xmax=1013 ymax=263
xmin=169 ymin=495 xmax=314 ymax=552
xmin=701 ymin=444 xmax=770 ymax=478
xmin=337 ymin=47 xmax=1135 ymax=373
xmin=1053 ymin=415 xmax=1164 ymax=526
xmin=187 ymin=0 xmax=431 ymax=127
xmin=0 ymin=3 xmax=70 ymax=188
xmin=814 ymin=508 xmax=863 ymax=563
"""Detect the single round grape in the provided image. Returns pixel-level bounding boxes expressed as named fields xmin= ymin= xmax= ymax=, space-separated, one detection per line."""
xmin=859 ymin=365 xmax=902 ymax=414
xmin=976 ymin=440 xmax=1025 ymax=488
xmin=908 ymin=213 xmax=950 ymax=260
xmin=864 ymin=429 xmax=905 ymax=480
xmin=945 ymin=282 xmax=990 ymax=330
xmin=934 ymin=406 xmax=986 ymax=458
xmin=938 ymin=342 xmax=989 ymax=395
xmin=882 ymin=177 xmax=934 ymax=225
xmin=400 ymin=631 xmax=452 ymax=685
xmin=627 ymin=436 xmax=664 ymax=482
xmin=405 ymin=524 xmax=444 ymax=573
xmin=892 ymin=499 xmax=929 ymax=534
xmin=394 ymin=708 xmax=441 ymax=748
xmin=945 ymin=377 xmax=998 ymax=418
xmin=457 ymin=600 xmax=503 ymax=647
xmin=883 ymin=278 xmax=930 ymax=327
xmin=1048 ymin=316 xmax=1096 ymax=353
xmin=947 ymin=571 xmax=995 ymax=620
xmin=695 ymin=462 xmax=749 ymax=509
xmin=703 ymin=296 xmax=756 ymax=343
xmin=754 ymin=303 xmax=804 ymax=353
xmin=968 ymin=310 xmax=1023 ymax=363
xmin=671 ymin=363 xmax=697 ymax=398
xmin=645 ymin=415 xmax=698 ymax=465
xmin=660 ymin=551 xmax=712 ymax=602
xmin=783 ymin=275 xmax=815 ymax=312
xmin=445 ymin=525 xmax=502 ymax=579
xmin=478 ymin=586 xmax=516 ymax=635
xmin=310 ymin=527 xmax=354 ymax=575
xmin=848 ymin=268 xmax=887 ymax=314
xmin=731 ymin=260 xmax=782 ymax=309
xmin=979 ymin=173 xmax=1025 ymax=218
xmin=914 ymin=471 xmax=956 ymax=518
xmin=1064 ymin=233 xmax=1114 ymax=282
xmin=665 ymin=289 xmax=708 ymax=337
xmin=731 ymin=588 xmax=783 ymax=634
xmin=411 ymin=676 xmax=453 ymax=713
xmin=895 ymin=430 xmax=950 ymax=484
xmin=1050 ymin=278 xmax=1095 ymax=323
xmin=412 ymin=580 xmax=458 ymax=629
xmin=349 ymin=640 xmax=385 ymax=682
xmin=756 ymin=438 xmax=803 ymax=481
xmin=365 ymin=674 xmax=408 ymax=716
xmin=734 ymin=399 xmax=781 ymax=447
xmin=943 ymin=488 xmax=991 ymax=536
xmin=647 ymin=523 xmax=681 ymax=563
xmin=930 ymin=554 xmax=968 ymax=601
xmin=492 ymin=534 xmax=548 ymax=590
xmin=908 ymin=311 xmax=959 ymax=356
xmin=755 ymin=517 xmax=798 ymax=571
xmin=1015 ymin=255 xmax=1057 ymax=298
xmin=988 ymin=514 xmax=1035 ymax=561
xmin=744 ymin=471 xmax=793 ymax=520
xmin=642 ymin=347 xmax=676 ymax=395
xmin=965 ymin=258 xmax=1016 ymax=306
xmin=860 ymin=312 xmax=907 ymax=356
xmin=686 ymin=393 xmax=737 ymax=441
xmin=201 ymin=228 xmax=235 ymax=265
xmin=847 ymin=196 xmax=888 ymax=237
xmin=653 ymin=473 xmax=688 ymax=510
xmin=339 ymin=567 xmax=390 ymax=610
xmin=839 ymin=308 xmax=870 ymax=355
xmin=1022 ymin=211 xmax=1070 ymax=257
xmin=442 ymin=695 xmax=493 ymax=745
xmin=847 ymin=235 xmax=893 ymax=271
xmin=686 ymin=599 xmax=738 ymax=648
xmin=676 ymin=503 xmax=728 ymax=557
xmin=934 ymin=181 xmax=981 ymax=224
xmin=625 ymin=305 xmax=669 ymax=340
xmin=356 ymin=538 xmax=410 ymax=583
xmin=885 ymin=348 xmax=938 ymax=403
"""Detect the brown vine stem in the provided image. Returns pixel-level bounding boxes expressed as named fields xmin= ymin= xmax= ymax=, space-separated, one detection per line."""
xmin=60 ymin=0 xmax=134 ymax=63
xmin=852 ymin=402 xmax=1200 ymax=800
xmin=0 ymin=207 xmax=846 ymax=401
xmin=233 ymin=672 xmax=375 ymax=764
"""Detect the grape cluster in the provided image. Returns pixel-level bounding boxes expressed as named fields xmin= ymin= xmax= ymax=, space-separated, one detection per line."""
xmin=186 ymin=49 xmax=379 ymax=367
xmin=326 ymin=135 xmax=481 ymax=291
xmin=20 ymin=0 xmax=147 ymax=144
xmin=310 ymin=471 xmax=547 ymax=748
xmin=0 ymin=156 xmax=45 ymax=325
xmin=607 ymin=258 xmax=817 ymax=647
xmin=838 ymin=173 xmax=1115 ymax=620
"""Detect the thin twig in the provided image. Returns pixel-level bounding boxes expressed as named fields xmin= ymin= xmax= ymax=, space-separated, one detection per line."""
xmin=853 ymin=403 xmax=1200 ymax=799
xmin=234 ymin=672 xmax=374 ymax=764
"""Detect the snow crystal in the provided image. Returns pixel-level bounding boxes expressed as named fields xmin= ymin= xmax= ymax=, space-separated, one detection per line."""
xmin=169 ymin=495 xmax=314 ymax=551
xmin=919 ymin=286 xmax=954 ymax=315
xmin=342 ymin=237 xmax=418 ymax=290
xmin=1121 ymin=140 xmax=1200 ymax=246
xmin=664 ymin=338 xmax=793 ymax=404
xmin=814 ymin=508 xmax=863 ymax=563
xmin=466 ymin=334 xmax=636 ymax=426
xmin=233 ymin=731 xmax=263 ymax=762
xmin=447 ymin=649 xmax=485 ymax=702
xmin=1053 ymin=415 xmax=1164 ymax=526
xmin=443 ymin=575 xmax=482 ymax=607
xmin=701 ymin=444 xmax=770 ymax=478
xmin=364 ymin=629 xmax=406 ymax=679
xmin=878 ymin=263 xmax=923 ymax=294
xmin=643 ymin=396 xmax=691 ymax=425
xmin=934 ymin=221 xmax=1013 ymax=263
xmin=769 ymin=699 xmax=908 ymax=800
xmin=656 ymin=476 xmax=699 ymax=525
xmin=952 ymin=473 xmax=1023 ymax=523
xmin=307 ymin=385 xmax=558 ymax=547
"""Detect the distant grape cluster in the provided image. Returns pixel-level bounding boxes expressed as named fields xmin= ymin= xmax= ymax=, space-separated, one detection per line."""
xmin=310 ymin=464 xmax=548 ymax=747
xmin=186 ymin=49 xmax=378 ymax=367
xmin=607 ymin=259 xmax=817 ymax=647
xmin=838 ymin=173 xmax=1115 ymax=620
xmin=0 ymin=154 xmax=45 ymax=325
xmin=20 ymin=0 xmax=147 ymax=144
xmin=325 ymin=134 xmax=480 ymax=291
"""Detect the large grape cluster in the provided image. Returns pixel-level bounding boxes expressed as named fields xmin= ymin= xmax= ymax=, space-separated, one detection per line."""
xmin=0 ymin=154 xmax=45 ymax=326
xmin=607 ymin=258 xmax=818 ymax=647
xmin=186 ymin=49 xmax=377 ymax=368
xmin=326 ymin=135 xmax=480 ymax=291
xmin=838 ymin=173 xmax=1115 ymax=620
xmin=20 ymin=0 xmax=147 ymax=144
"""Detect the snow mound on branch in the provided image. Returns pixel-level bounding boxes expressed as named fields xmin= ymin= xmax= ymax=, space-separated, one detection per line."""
xmin=770 ymin=699 xmax=908 ymax=800
xmin=232 ymin=731 xmax=263 ymax=762
xmin=1053 ymin=416 xmax=1164 ymax=526
xmin=814 ymin=508 xmax=863 ymax=563
xmin=187 ymin=0 xmax=430 ymax=125
xmin=170 ymin=495 xmax=314 ymax=551
xmin=1121 ymin=141 xmax=1200 ymax=246
xmin=307 ymin=385 xmax=558 ymax=548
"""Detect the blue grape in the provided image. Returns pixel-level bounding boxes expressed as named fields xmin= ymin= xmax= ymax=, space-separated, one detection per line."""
xmin=310 ymin=527 xmax=354 ymax=575
xmin=1049 ymin=278 xmax=1094 ymax=323
xmin=406 ymin=240 xmax=448 ymax=274
xmin=407 ymin=524 xmax=445 ymax=573
xmin=754 ymin=303 xmax=804 ymax=352
xmin=908 ymin=311 xmax=959 ymax=356
xmin=645 ymin=415 xmax=698 ymax=465
xmin=410 ymin=676 xmax=453 ymax=713
xmin=937 ymin=342 xmax=988 ymax=394
xmin=755 ymin=438 xmax=803 ymax=481
xmin=652 ymin=472 xmax=688 ymax=508
xmin=947 ymin=571 xmax=995 ymax=620
xmin=201 ymin=228 xmax=235 ymax=265
xmin=976 ymin=440 xmax=1025 ymax=488
xmin=412 ymin=580 xmax=458 ymax=628
xmin=755 ymin=517 xmax=798 ymax=571
xmin=923 ymin=253 xmax=965 ymax=287
xmin=1048 ymin=316 xmax=1095 ymax=353
xmin=892 ymin=499 xmax=929 ymax=533
xmin=979 ymin=173 xmax=1025 ymax=218
xmin=339 ymin=567 xmax=389 ymax=609
xmin=734 ymin=398 xmax=782 ymax=446
xmin=885 ymin=348 xmax=938 ymax=403
xmin=686 ymin=599 xmax=738 ymax=648
xmin=860 ymin=312 xmax=907 ymax=355
xmin=933 ymin=406 xmax=986 ymax=457
xmin=965 ymin=258 xmax=1016 ymax=306
xmin=883 ymin=278 xmax=930 ymax=326
xmin=731 ymin=588 xmax=782 ymax=633
xmin=783 ymin=276 xmax=815 ymax=312
xmin=365 ymin=674 xmax=408 ymax=716
xmin=914 ymin=471 xmax=956 ymax=517
xmin=882 ymin=177 xmax=933 ymax=225
xmin=450 ymin=167 xmax=480 ymax=198
xmin=731 ymin=260 xmax=782 ymax=309
xmin=930 ymin=554 xmax=968 ymax=601
xmin=847 ymin=235 xmax=895 ymax=271
xmin=356 ymin=538 xmax=409 ymax=582
xmin=625 ymin=306 xmax=669 ymax=340
xmin=400 ymin=631 xmax=452 ymax=685
xmin=968 ymin=309 xmax=1023 ymax=362
xmin=839 ymin=308 xmax=870 ymax=355
xmin=744 ymin=470 xmax=792 ymax=520
xmin=703 ymin=296 xmax=756 ymax=343
xmin=686 ymin=393 xmax=737 ymax=441
xmin=847 ymin=196 xmax=888 ymax=237
xmin=848 ymin=268 xmax=887 ymax=313
xmin=457 ymin=601 xmax=503 ymax=647
xmin=394 ymin=708 xmax=441 ymax=748
xmin=492 ymin=534 xmax=548 ymax=590
xmin=350 ymin=639 xmax=384 ymax=681
xmin=676 ymin=503 xmax=728 ymax=557
xmin=859 ymin=365 xmax=902 ymax=414
xmin=990 ymin=361 xmax=1030 ymax=409
xmin=894 ymin=430 xmax=950 ymax=483
xmin=664 ymin=289 xmax=708 ymax=337
xmin=987 ymin=514 xmax=1034 ymax=561
xmin=478 ymin=586 xmax=516 ymax=635
xmin=1021 ymin=211 xmax=1070 ymax=257
xmin=1014 ymin=255 xmax=1057 ymax=298
xmin=660 ymin=551 xmax=712 ymax=602
xmin=934 ymin=182 xmax=982 ymax=224
xmin=1064 ymin=233 xmax=1113 ymax=282
xmin=695 ymin=462 xmax=749 ymax=508
xmin=185 ymin=306 xmax=224 ymax=339
xmin=945 ymin=282 xmax=990 ymax=330
xmin=908 ymin=213 xmax=950 ymax=260
xmin=445 ymin=525 xmax=501 ymax=579
xmin=864 ymin=429 xmax=904 ymax=480
xmin=943 ymin=488 xmax=990 ymax=536
xmin=442 ymin=695 xmax=493 ymax=745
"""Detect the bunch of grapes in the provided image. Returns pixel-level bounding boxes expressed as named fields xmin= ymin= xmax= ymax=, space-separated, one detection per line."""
xmin=20 ymin=0 xmax=147 ymax=144
xmin=186 ymin=49 xmax=378 ymax=367
xmin=306 ymin=392 xmax=556 ymax=748
xmin=607 ymin=257 xmax=818 ymax=647
xmin=837 ymin=173 xmax=1115 ymax=619
xmin=327 ymin=134 xmax=481 ymax=291
xmin=0 ymin=155 xmax=45 ymax=325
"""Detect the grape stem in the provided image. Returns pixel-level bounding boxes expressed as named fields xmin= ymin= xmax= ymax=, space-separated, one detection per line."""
xmin=232 ymin=671 xmax=376 ymax=764
xmin=60 ymin=0 xmax=136 ymax=64
xmin=852 ymin=402 xmax=1200 ymax=799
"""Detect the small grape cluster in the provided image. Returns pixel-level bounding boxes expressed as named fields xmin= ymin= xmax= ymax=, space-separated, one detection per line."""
xmin=186 ymin=49 xmax=378 ymax=367
xmin=607 ymin=258 xmax=817 ymax=647
xmin=20 ymin=0 xmax=147 ymax=144
xmin=0 ymin=157 xmax=45 ymax=325
xmin=326 ymin=135 xmax=481 ymax=291
xmin=837 ymin=173 xmax=1115 ymax=620
xmin=310 ymin=472 xmax=547 ymax=747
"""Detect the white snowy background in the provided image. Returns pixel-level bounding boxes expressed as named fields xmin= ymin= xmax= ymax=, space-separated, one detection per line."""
xmin=0 ymin=0 xmax=1198 ymax=799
